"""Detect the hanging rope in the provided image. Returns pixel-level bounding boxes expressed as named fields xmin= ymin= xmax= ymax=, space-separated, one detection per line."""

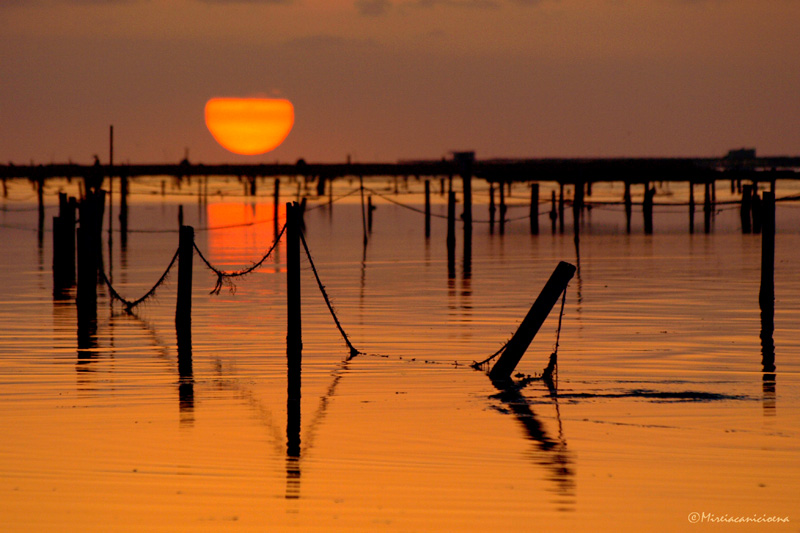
xmin=299 ymin=231 xmax=360 ymax=359
xmin=541 ymin=286 xmax=568 ymax=382
xmin=101 ymin=248 xmax=180 ymax=312
xmin=193 ymin=223 xmax=286 ymax=295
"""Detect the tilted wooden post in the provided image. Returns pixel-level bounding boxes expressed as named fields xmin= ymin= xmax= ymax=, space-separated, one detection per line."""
xmin=489 ymin=261 xmax=576 ymax=381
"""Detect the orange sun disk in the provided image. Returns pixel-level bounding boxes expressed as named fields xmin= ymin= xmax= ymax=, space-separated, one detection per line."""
xmin=204 ymin=97 xmax=295 ymax=155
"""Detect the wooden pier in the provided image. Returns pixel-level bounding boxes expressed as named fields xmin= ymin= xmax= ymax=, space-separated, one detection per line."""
xmin=2 ymin=155 xmax=799 ymax=185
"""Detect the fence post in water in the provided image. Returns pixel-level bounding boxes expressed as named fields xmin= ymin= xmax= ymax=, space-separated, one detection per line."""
xmin=424 ymin=179 xmax=431 ymax=239
xmin=447 ymin=191 xmax=456 ymax=278
xmin=643 ymin=184 xmax=654 ymax=235
xmin=176 ymin=225 xmax=194 ymax=379
xmin=572 ymin=180 xmax=584 ymax=234
xmin=286 ymin=201 xmax=303 ymax=458
xmin=488 ymin=182 xmax=496 ymax=234
xmin=530 ymin=183 xmax=539 ymax=235
xmin=273 ymin=178 xmax=281 ymax=238
xmin=176 ymin=225 xmax=194 ymax=327
xmin=499 ymin=179 xmax=506 ymax=236
xmin=759 ymin=192 xmax=776 ymax=372
xmin=455 ymin=152 xmax=474 ymax=229
xmin=359 ymin=176 xmax=368 ymax=246
xmin=740 ymin=184 xmax=753 ymax=234
xmin=624 ymin=181 xmax=632 ymax=234
xmin=549 ymin=190 xmax=557 ymax=234
xmin=489 ymin=261 xmax=577 ymax=381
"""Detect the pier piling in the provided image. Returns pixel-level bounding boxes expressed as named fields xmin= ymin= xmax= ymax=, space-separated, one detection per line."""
xmin=424 ymin=179 xmax=431 ymax=239
xmin=530 ymin=183 xmax=539 ymax=235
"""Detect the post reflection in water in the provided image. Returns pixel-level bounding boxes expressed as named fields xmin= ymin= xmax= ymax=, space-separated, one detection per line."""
xmin=490 ymin=379 xmax=575 ymax=508
xmin=176 ymin=318 xmax=195 ymax=425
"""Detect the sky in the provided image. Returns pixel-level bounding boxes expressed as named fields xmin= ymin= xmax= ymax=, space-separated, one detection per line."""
xmin=1 ymin=0 xmax=798 ymax=164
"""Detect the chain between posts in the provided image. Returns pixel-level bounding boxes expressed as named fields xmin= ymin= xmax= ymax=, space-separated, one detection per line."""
xmin=101 ymin=248 xmax=180 ymax=312
xmin=193 ymin=223 xmax=287 ymax=295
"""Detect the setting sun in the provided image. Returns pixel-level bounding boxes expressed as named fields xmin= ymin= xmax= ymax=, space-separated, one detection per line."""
xmin=204 ymin=97 xmax=294 ymax=155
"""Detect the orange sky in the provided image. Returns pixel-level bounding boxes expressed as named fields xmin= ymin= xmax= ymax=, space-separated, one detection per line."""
xmin=1 ymin=0 xmax=798 ymax=163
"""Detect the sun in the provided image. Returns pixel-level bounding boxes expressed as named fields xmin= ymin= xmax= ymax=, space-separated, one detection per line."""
xmin=204 ymin=97 xmax=295 ymax=155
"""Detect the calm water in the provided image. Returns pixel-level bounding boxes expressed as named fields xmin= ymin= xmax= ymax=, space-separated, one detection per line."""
xmin=1 ymin=177 xmax=799 ymax=532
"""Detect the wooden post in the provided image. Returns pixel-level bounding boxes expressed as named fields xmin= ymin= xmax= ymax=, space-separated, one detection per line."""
xmin=703 ymin=182 xmax=711 ymax=234
xmin=178 ymin=205 xmax=184 ymax=228
xmin=740 ymin=184 xmax=753 ymax=234
xmin=424 ymin=179 xmax=431 ymax=239
xmin=37 ymin=175 xmax=44 ymax=248
xmin=176 ymin=225 xmax=194 ymax=327
xmin=759 ymin=192 xmax=775 ymax=373
xmin=273 ymin=178 xmax=281 ymax=238
xmin=530 ymin=183 xmax=539 ymax=235
xmin=359 ymin=176 xmax=368 ymax=246
xmin=286 ymin=201 xmax=302 ymax=409
xmin=624 ymin=181 xmax=632 ymax=234
xmin=447 ymin=191 xmax=456 ymax=279
xmin=688 ymin=180 xmax=695 ymax=234
xmin=455 ymin=152 xmax=474 ymax=229
xmin=488 ymin=182 xmax=496 ymax=234
xmin=119 ymin=169 xmax=128 ymax=250
xmin=499 ymin=179 xmax=506 ymax=236
xmin=643 ymin=184 xmax=654 ymax=235
xmin=572 ymin=180 xmax=584 ymax=233
xmin=489 ymin=261 xmax=577 ymax=381
xmin=549 ymin=190 xmax=557 ymax=234
xmin=176 ymin=225 xmax=194 ymax=382
xmin=558 ymin=182 xmax=565 ymax=233
xmin=752 ymin=189 xmax=763 ymax=234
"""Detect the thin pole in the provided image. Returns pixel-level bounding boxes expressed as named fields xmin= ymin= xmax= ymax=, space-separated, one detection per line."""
xmin=359 ymin=176 xmax=368 ymax=246
xmin=530 ymin=183 xmax=539 ymax=235
xmin=424 ymin=179 xmax=431 ymax=239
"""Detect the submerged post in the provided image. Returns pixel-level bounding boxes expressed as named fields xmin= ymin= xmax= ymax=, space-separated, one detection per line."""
xmin=530 ymin=183 xmax=539 ymax=235
xmin=424 ymin=179 xmax=431 ymax=239
xmin=488 ymin=182 xmax=496 ymax=233
xmin=273 ymin=178 xmax=281 ymax=238
xmin=455 ymin=151 xmax=474 ymax=230
xmin=489 ymin=261 xmax=576 ymax=381
xmin=447 ymin=191 xmax=456 ymax=278
xmin=740 ymin=184 xmax=753 ymax=234
xmin=643 ymin=184 xmax=654 ymax=235
xmin=624 ymin=181 xmax=632 ymax=234
xmin=286 ymin=202 xmax=302 ymax=376
xmin=499 ymin=179 xmax=506 ymax=235
xmin=759 ymin=192 xmax=776 ymax=373
xmin=286 ymin=201 xmax=302 ymax=461
xmin=176 ymin=225 xmax=194 ymax=327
